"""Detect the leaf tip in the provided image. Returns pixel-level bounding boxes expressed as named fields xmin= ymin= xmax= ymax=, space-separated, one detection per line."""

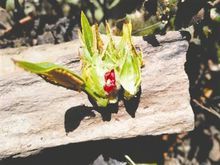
xmin=11 ymin=58 xmax=21 ymax=67
xmin=11 ymin=58 xmax=17 ymax=64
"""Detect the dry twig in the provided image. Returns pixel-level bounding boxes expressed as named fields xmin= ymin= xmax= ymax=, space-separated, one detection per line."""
xmin=192 ymin=99 xmax=220 ymax=118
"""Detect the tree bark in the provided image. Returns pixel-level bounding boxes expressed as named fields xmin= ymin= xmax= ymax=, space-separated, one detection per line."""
xmin=0 ymin=31 xmax=194 ymax=159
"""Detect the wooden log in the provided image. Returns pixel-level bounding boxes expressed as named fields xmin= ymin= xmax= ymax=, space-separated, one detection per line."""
xmin=0 ymin=31 xmax=194 ymax=159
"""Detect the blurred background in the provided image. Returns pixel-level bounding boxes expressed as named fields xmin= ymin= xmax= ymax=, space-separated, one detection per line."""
xmin=0 ymin=0 xmax=219 ymax=164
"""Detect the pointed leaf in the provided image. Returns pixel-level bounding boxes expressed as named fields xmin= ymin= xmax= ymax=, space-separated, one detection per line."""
xmin=102 ymin=22 xmax=119 ymax=64
xmin=13 ymin=60 xmax=84 ymax=91
xmin=81 ymin=11 xmax=93 ymax=55
xmin=122 ymin=21 xmax=132 ymax=42
xmin=105 ymin=22 xmax=116 ymax=51
xmin=121 ymin=21 xmax=143 ymax=68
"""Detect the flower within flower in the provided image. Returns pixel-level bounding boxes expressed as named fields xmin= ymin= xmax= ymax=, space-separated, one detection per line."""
xmin=104 ymin=69 xmax=116 ymax=93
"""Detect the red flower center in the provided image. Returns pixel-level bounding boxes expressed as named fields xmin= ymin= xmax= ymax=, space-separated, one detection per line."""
xmin=103 ymin=69 xmax=116 ymax=94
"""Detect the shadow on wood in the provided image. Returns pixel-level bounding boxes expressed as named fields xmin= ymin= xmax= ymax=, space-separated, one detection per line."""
xmin=64 ymin=105 xmax=95 ymax=133
xmin=123 ymin=86 xmax=142 ymax=118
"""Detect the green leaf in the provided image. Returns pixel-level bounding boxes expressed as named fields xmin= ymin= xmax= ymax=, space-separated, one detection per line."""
xmin=82 ymin=65 xmax=109 ymax=107
xmin=81 ymin=11 xmax=93 ymax=55
xmin=116 ymin=21 xmax=132 ymax=59
xmin=81 ymin=46 xmax=93 ymax=64
xmin=13 ymin=59 xmax=85 ymax=91
xmin=119 ymin=53 xmax=141 ymax=99
xmin=123 ymin=21 xmax=143 ymax=67
xmin=105 ymin=22 xmax=116 ymax=51
xmin=102 ymin=22 xmax=119 ymax=65
xmin=118 ymin=22 xmax=142 ymax=99
xmin=122 ymin=21 xmax=132 ymax=42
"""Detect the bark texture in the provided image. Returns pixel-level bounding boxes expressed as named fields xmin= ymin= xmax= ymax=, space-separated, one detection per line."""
xmin=0 ymin=31 xmax=194 ymax=159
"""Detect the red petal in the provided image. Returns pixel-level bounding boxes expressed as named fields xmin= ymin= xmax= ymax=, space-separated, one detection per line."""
xmin=104 ymin=69 xmax=115 ymax=82
xmin=109 ymin=69 xmax=115 ymax=81
xmin=104 ymin=71 xmax=110 ymax=81
xmin=104 ymin=69 xmax=116 ymax=93
xmin=104 ymin=85 xmax=114 ymax=93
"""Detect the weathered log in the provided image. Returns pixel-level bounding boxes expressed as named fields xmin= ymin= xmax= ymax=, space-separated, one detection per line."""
xmin=0 ymin=31 xmax=194 ymax=159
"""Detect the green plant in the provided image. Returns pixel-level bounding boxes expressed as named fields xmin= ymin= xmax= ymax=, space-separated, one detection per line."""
xmin=13 ymin=11 xmax=143 ymax=107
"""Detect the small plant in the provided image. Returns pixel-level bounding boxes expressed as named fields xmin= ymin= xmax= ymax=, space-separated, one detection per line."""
xmin=13 ymin=11 xmax=143 ymax=107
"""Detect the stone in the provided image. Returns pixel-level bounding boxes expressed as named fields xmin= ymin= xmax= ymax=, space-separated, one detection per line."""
xmin=0 ymin=31 xmax=194 ymax=159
